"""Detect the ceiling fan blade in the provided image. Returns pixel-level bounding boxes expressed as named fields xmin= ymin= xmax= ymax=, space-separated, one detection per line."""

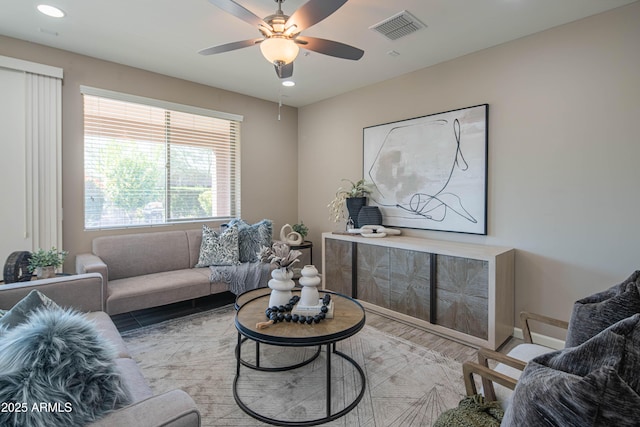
xmin=208 ymin=0 xmax=268 ymax=28
xmin=286 ymin=0 xmax=348 ymax=33
xmin=295 ymin=36 xmax=364 ymax=60
xmin=198 ymin=38 xmax=263 ymax=55
xmin=275 ymin=62 xmax=294 ymax=79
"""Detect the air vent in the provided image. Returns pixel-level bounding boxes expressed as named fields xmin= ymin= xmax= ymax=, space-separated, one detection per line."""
xmin=369 ymin=10 xmax=426 ymax=41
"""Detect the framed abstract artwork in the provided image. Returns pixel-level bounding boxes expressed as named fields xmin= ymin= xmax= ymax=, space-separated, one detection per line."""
xmin=363 ymin=104 xmax=488 ymax=235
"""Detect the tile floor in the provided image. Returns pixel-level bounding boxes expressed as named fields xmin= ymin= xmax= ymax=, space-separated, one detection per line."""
xmin=111 ymin=291 xmax=237 ymax=332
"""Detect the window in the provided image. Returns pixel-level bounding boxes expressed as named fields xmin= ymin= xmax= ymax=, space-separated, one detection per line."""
xmin=81 ymin=87 xmax=242 ymax=229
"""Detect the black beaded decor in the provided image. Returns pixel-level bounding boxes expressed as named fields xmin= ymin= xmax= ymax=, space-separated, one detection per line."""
xmin=357 ymin=205 xmax=382 ymax=227
xmin=265 ymin=294 xmax=331 ymax=325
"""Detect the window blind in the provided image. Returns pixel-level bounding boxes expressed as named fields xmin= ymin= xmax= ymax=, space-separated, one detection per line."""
xmin=82 ymin=89 xmax=241 ymax=229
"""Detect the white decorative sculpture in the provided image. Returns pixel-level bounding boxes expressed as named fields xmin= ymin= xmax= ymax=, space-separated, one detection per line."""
xmin=280 ymin=224 xmax=303 ymax=245
xmin=268 ymin=268 xmax=295 ymax=308
xmin=298 ymin=265 xmax=321 ymax=307
xmin=347 ymin=225 xmax=402 ymax=238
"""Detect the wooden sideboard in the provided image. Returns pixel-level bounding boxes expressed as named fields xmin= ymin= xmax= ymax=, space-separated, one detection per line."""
xmin=321 ymin=232 xmax=515 ymax=349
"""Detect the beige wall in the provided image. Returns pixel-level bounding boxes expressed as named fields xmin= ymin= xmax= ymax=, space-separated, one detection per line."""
xmin=0 ymin=36 xmax=298 ymax=271
xmin=298 ymin=2 xmax=640 ymax=333
xmin=1 ymin=3 xmax=639 ymax=336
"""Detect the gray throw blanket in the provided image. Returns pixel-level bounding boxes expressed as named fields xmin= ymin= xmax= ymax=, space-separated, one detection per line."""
xmin=209 ymin=262 xmax=273 ymax=295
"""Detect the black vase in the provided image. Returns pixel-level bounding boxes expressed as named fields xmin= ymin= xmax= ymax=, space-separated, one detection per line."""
xmin=345 ymin=197 xmax=366 ymax=228
xmin=357 ymin=206 xmax=383 ymax=227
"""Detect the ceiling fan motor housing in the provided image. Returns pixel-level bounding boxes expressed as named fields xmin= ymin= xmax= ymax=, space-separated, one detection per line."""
xmin=201 ymin=0 xmax=363 ymax=78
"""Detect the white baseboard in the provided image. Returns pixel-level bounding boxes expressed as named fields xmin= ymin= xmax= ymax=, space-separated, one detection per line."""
xmin=512 ymin=327 xmax=565 ymax=350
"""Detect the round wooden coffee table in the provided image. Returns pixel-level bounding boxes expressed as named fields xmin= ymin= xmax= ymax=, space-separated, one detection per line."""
xmin=235 ymin=287 xmax=322 ymax=372
xmin=234 ymin=289 xmax=366 ymax=426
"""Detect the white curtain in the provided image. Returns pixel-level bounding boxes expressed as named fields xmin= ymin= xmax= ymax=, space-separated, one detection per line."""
xmin=25 ymin=72 xmax=63 ymax=252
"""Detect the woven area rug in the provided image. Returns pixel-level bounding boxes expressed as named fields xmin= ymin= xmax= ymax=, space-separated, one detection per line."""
xmin=121 ymin=305 xmax=465 ymax=426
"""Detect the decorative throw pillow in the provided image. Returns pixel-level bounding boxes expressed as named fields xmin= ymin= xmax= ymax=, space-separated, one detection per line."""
xmin=0 ymin=307 xmax=131 ymax=427
xmin=502 ymin=314 xmax=640 ymax=426
xmin=566 ymin=270 xmax=640 ymax=347
xmin=227 ymin=218 xmax=272 ymax=263
xmin=0 ymin=289 xmax=59 ymax=330
xmin=195 ymin=224 xmax=240 ymax=267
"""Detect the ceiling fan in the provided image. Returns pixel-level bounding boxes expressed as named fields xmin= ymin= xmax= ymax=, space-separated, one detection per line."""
xmin=199 ymin=0 xmax=364 ymax=79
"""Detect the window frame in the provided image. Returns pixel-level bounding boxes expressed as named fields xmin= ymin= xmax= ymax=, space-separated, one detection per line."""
xmin=81 ymin=86 xmax=243 ymax=230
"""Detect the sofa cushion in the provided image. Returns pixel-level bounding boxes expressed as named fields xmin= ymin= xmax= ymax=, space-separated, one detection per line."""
xmin=93 ymin=231 xmax=191 ymax=280
xmin=195 ymin=224 xmax=240 ymax=267
xmin=502 ymin=313 xmax=640 ymax=426
xmin=0 ymin=307 xmax=131 ymax=427
xmin=228 ymin=218 xmax=272 ymax=263
xmin=0 ymin=289 xmax=59 ymax=330
xmin=566 ymin=271 xmax=640 ymax=347
xmin=106 ymin=269 xmax=211 ymax=315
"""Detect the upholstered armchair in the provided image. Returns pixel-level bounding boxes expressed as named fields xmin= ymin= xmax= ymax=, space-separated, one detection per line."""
xmin=463 ymin=311 xmax=568 ymax=405
xmin=436 ymin=270 xmax=640 ymax=427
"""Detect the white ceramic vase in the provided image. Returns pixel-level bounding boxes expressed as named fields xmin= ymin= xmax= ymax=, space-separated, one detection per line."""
xmin=299 ymin=264 xmax=321 ymax=307
xmin=268 ymin=268 xmax=295 ymax=308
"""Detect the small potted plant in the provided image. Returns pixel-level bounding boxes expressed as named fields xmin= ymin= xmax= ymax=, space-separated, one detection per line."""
xmin=327 ymin=179 xmax=372 ymax=228
xmin=292 ymin=221 xmax=309 ymax=241
xmin=28 ymin=247 xmax=68 ymax=279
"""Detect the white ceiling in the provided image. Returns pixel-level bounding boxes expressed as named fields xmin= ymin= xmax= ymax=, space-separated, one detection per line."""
xmin=1 ymin=0 xmax=636 ymax=107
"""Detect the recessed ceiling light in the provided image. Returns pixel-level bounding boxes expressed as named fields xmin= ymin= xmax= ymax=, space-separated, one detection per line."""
xmin=282 ymin=80 xmax=295 ymax=87
xmin=37 ymin=4 xmax=65 ymax=18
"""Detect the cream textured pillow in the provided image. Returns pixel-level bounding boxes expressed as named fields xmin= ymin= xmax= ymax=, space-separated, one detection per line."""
xmin=195 ymin=224 xmax=240 ymax=267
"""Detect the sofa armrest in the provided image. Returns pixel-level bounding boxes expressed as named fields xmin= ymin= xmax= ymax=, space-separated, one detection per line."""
xmin=88 ymin=390 xmax=200 ymax=427
xmin=76 ymin=253 xmax=109 ymax=298
xmin=76 ymin=253 xmax=108 ymax=280
xmin=0 ymin=273 xmax=104 ymax=312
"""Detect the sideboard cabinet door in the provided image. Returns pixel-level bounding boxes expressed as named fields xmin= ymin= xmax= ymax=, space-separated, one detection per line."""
xmin=357 ymin=243 xmax=390 ymax=308
xmin=436 ymin=255 xmax=489 ymax=340
xmin=324 ymin=238 xmax=353 ymax=296
xmin=390 ymin=248 xmax=431 ymax=322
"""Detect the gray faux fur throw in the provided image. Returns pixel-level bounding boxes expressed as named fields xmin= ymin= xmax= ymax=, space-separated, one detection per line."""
xmin=0 ymin=307 xmax=131 ymax=427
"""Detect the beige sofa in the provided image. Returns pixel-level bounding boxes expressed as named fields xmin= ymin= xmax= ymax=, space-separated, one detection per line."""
xmin=0 ymin=273 xmax=200 ymax=427
xmin=76 ymin=229 xmax=232 ymax=315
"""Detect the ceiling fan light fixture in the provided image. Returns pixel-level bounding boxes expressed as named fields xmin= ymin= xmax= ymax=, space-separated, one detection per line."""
xmin=283 ymin=25 xmax=298 ymax=37
xmin=260 ymin=37 xmax=299 ymax=65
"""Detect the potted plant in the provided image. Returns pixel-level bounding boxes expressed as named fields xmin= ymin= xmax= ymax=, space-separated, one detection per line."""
xmin=28 ymin=247 xmax=68 ymax=279
xmin=327 ymin=179 xmax=371 ymax=228
xmin=292 ymin=221 xmax=309 ymax=241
